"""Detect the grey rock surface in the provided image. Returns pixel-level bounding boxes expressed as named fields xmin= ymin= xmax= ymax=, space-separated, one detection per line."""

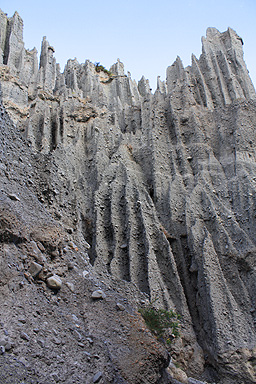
xmin=0 ymin=8 xmax=256 ymax=384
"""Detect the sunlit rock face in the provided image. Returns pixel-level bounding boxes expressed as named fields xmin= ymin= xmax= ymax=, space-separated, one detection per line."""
xmin=0 ymin=9 xmax=256 ymax=383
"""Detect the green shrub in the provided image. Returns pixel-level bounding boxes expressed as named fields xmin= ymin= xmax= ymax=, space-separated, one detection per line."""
xmin=94 ymin=62 xmax=112 ymax=76
xmin=139 ymin=303 xmax=181 ymax=344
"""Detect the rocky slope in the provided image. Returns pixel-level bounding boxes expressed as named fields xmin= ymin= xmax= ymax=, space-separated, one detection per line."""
xmin=0 ymin=9 xmax=256 ymax=384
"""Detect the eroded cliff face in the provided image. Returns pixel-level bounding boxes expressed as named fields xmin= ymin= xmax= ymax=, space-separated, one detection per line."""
xmin=0 ymin=9 xmax=256 ymax=384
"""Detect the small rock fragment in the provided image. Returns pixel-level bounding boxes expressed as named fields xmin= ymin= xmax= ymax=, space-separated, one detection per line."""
xmin=93 ymin=371 xmax=102 ymax=383
xmin=29 ymin=261 xmax=43 ymax=278
xmin=20 ymin=332 xmax=30 ymax=341
xmin=50 ymin=372 xmax=60 ymax=382
xmin=37 ymin=242 xmax=45 ymax=252
xmin=67 ymin=262 xmax=74 ymax=270
xmin=68 ymin=241 xmax=78 ymax=251
xmin=0 ymin=339 xmax=6 ymax=346
xmin=47 ymin=275 xmax=62 ymax=290
xmin=189 ymin=261 xmax=198 ymax=273
xmin=53 ymin=337 xmax=61 ymax=345
xmin=18 ymin=317 xmax=26 ymax=324
xmin=4 ymin=342 xmax=12 ymax=351
xmin=0 ymin=346 xmax=5 ymax=354
xmin=91 ymin=290 xmax=106 ymax=300
xmin=37 ymin=339 xmax=45 ymax=348
xmin=72 ymin=314 xmax=79 ymax=322
xmin=50 ymin=249 xmax=59 ymax=258
xmin=66 ymin=282 xmax=75 ymax=292
xmin=30 ymin=240 xmax=41 ymax=255
xmin=24 ymin=271 xmax=34 ymax=283
xmin=8 ymin=193 xmax=20 ymax=201
xmin=116 ymin=302 xmax=125 ymax=311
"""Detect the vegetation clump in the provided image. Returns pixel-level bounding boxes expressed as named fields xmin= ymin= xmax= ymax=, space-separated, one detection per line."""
xmin=139 ymin=301 xmax=181 ymax=344
xmin=94 ymin=62 xmax=112 ymax=76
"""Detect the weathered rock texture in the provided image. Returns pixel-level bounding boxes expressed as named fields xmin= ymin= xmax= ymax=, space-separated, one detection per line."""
xmin=0 ymin=9 xmax=256 ymax=384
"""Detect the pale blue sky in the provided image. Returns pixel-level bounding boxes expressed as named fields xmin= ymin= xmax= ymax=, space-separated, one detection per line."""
xmin=2 ymin=0 xmax=256 ymax=90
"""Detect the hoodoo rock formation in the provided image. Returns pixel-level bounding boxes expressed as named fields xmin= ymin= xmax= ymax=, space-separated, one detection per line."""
xmin=0 ymin=9 xmax=256 ymax=384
